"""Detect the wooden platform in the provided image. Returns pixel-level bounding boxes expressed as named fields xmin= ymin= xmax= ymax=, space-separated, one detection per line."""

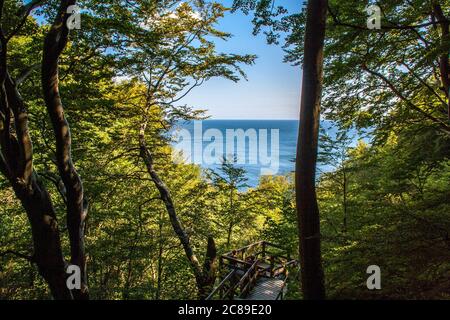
xmin=205 ymin=241 xmax=297 ymax=301
xmin=243 ymin=277 xmax=286 ymax=300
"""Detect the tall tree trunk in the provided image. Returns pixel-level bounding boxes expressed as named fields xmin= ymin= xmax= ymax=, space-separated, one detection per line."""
xmin=342 ymin=169 xmax=348 ymax=233
xmin=0 ymin=14 xmax=70 ymax=297
xmin=156 ymin=217 xmax=164 ymax=300
xmin=226 ymin=222 xmax=233 ymax=248
xmin=0 ymin=74 xmax=71 ymax=301
xmin=13 ymin=173 xmax=72 ymax=299
xmin=226 ymin=188 xmax=234 ymax=248
xmin=199 ymin=236 xmax=217 ymax=299
xmin=42 ymin=0 xmax=89 ymax=300
xmin=0 ymin=0 xmax=87 ymax=299
xmin=432 ymin=2 xmax=449 ymax=119
xmin=295 ymin=0 xmax=327 ymax=300
xmin=139 ymin=121 xmax=216 ymax=299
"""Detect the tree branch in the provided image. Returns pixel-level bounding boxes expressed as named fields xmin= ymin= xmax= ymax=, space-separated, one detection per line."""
xmin=328 ymin=4 xmax=449 ymax=31
xmin=432 ymin=3 xmax=450 ymax=119
xmin=400 ymin=61 xmax=447 ymax=110
xmin=15 ymin=64 xmax=40 ymax=86
xmin=7 ymin=0 xmax=47 ymax=42
xmin=42 ymin=0 xmax=89 ymax=299
xmin=362 ymin=65 xmax=450 ymax=133
xmin=4 ymin=72 xmax=33 ymax=184
xmin=0 ymin=250 xmax=34 ymax=262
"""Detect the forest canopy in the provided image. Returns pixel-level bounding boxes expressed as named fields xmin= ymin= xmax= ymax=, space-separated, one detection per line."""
xmin=1 ymin=0 xmax=450 ymax=300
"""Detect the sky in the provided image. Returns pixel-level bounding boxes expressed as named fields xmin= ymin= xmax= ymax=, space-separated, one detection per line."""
xmin=31 ymin=0 xmax=301 ymax=119
xmin=180 ymin=0 xmax=302 ymax=120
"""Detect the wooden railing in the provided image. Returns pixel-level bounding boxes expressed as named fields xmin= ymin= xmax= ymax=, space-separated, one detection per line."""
xmin=275 ymin=269 xmax=289 ymax=300
xmin=206 ymin=241 xmax=297 ymax=300
xmin=206 ymin=269 xmax=236 ymax=300
xmin=236 ymin=259 xmax=260 ymax=298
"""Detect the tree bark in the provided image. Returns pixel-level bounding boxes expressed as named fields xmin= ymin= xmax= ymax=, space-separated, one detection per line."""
xmin=0 ymin=9 xmax=71 ymax=296
xmin=343 ymin=169 xmax=348 ymax=233
xmin=0 ymin=62 xmax=71 ymax=300
xmin=139 ymin=121 xmax=216 ymax=299
xmin=432 ymin=2 xmax=450 ymax=120
xmin=295 ymin=0 xmax=327 ymax=300
xmin=1 ymin=0 xmax=87 ymax=299
xmin=226 ymin=222 xmax=233 ymax=248
xmin=12 ymin=174 xmax=72 ymax=299
xmin=156 ymin=211 xmax=164 ymax=300
xmin=42 ymin=0 xmax=89 ymax=299
xmin=199 ymin=236 xmax=217 ymax=299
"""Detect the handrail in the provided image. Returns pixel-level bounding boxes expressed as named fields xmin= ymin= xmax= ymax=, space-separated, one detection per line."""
xmin=264 ymin=253 xmax=291 ymax=260
xmin=221 ymin=256 xmax=253 ymax=267
xmin=262 ymin=241 xmax=288 ymax=251
xmin=218 ymin=259 xmax=260 ymax=300
xmin=205 ymin=269 xmax=236 ymax=300
xmin=237 ymin=259 xmax=259 ymax=289
xmin=221 ymin=255 xmax=280 ymax=273
xmin=222 ymin=241 xmax=288 ymax=257
xmin=235 ymin=259 xmax=259 ymax=298
xmin=275 ymin=269 xmax=289 ymax=300
xmin=222 ymin=241 xmax=265 ymax=256
xmin=272 ymin=260 xmax=297 ymax=273
xmin=208 ymin=241 xmax=298 ymax=300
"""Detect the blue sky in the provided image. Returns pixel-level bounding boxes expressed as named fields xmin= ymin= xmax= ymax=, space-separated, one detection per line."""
xmin=181 ymin=0 xmax=302 ymax=120
xmin=30 ymin=0 xmax=301 ymax=119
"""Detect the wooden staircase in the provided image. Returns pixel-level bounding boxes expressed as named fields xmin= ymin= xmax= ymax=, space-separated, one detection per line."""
xmin=206 ymin=241 xmax=297 ymax=300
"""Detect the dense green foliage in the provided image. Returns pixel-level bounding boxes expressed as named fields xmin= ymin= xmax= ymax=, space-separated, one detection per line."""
xmin=234 ymin=0 xmax=450 ymax=299
xmin=1 ymin=0 xmax=449 ymax=300
xmin=0 ymin=0 xmax=280 ymax=299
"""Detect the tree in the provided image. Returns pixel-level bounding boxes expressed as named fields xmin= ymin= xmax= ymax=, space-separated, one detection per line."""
xmin=295 ymin=0 xmax=327 ymax=299
xmin=318 ymin=127 xmax=355 ymax=233
xmin=259 ymin=175 xmax=298 ymax=255
xmin=0 ymin=0 xmax=88 ymax=299
xmin=319 ymin=0 xmax=450 ymax=136
xmin=317 ymin=131 xmax=450 ymax=299
xmin=207 ymin=156 xmax=249 ymax=248
xmin=109 ymin=0 xmax=254 ymax=298
xmin=232 ymin=0 xmax=328 ymax=299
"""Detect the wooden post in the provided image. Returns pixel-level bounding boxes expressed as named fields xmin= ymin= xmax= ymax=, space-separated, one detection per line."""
xmin=270 ymin=256 xmax=275 ymax=277
xmin=219 ymin=257 xmax=223 ymax=298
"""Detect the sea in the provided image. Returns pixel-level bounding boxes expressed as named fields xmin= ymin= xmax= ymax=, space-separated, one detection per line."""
xmin=170 ymin=119 xmax=355 ymax=188
xmin=170 ymin=119 xmax=365 ymax=187
xmin=172 ymin=120 xmax=299 ymax=187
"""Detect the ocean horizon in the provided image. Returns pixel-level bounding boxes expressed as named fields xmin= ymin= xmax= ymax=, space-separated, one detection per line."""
xmin=171 ymin=119 xmax=347 ymax=187
xmin=181 ymin=120 xmax=297 ymax=187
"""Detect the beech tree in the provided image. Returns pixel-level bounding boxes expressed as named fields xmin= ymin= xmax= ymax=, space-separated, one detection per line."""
xmin=295 ymin=0 xmax=327 ymax=300
xmin=207 ymin=156 xmax=250 ymax=248
xmin=0 ymin=0 xmax=88 ymax=299
xmin=318 ymin=128 xmax=355 ymax=233
xmin=1 ymin=0 xmax=450 ymax=301
xmin=112 ymin=0 xmax=254 ymax=298
xmin=232 ymin=0 xmax=328 ymax=299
